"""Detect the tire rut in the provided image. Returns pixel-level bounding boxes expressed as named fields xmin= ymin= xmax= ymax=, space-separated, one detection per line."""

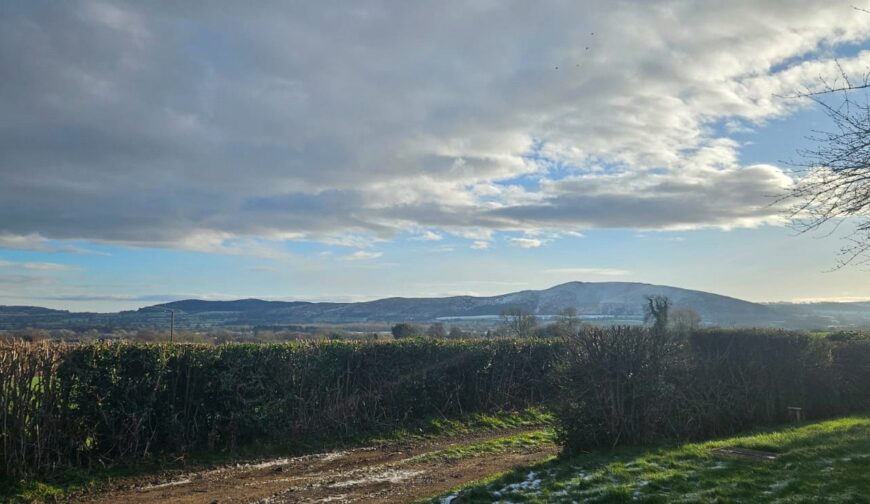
xmin=77 ymin=426 xmax=557 ymax=504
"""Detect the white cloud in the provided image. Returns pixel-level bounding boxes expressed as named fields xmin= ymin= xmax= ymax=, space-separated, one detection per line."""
xmin=0 ymin=234 xmax=107 ymax=255
xmin=510 ymin=237 xmax=543 ymax=248
xmin=415 ymin=230 xmax=443 ymax=241
xmin=0 ymin=259 xmax=72 ymax=271
xmin=248 ymin=266 xmax=281 ymax=273
xmin=470 ymin=240 xmax=491 ymax=250
xmin=0 ymin=1 xmax=868 ymax=249
xmin=20 ymin=262 xmax=71 ymax=271
xmin=787 ymin=296 xmax=870 ymax=303
xmin=543 ymin=267 xmax=631 ymax=277
xmin=342 ymin=250 xmax=383 ymax=261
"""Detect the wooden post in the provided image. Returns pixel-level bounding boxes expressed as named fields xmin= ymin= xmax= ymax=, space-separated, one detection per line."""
xmin=787 ymin=406 xmax=803 ymax=422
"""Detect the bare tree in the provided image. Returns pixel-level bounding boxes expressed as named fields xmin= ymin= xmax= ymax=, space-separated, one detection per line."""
xmin=447 ymin=326 xmax=467 ymax=339
xmin=390 ymin=323 xmax=421 ymax=339
xmin=785 ymin=61 xmax=870 ymax=267
xmin=555 ymin=306 xmax=580 ymax=335
xmin=426 ymin=323 xmax=446 ymax=338
xmin=669 ymin=307 xmax=701 ymax=338
xmin=644 ymin=296 xmax=671 ymax=335
xmin=500 ymin=308 xmax=538 ymax=338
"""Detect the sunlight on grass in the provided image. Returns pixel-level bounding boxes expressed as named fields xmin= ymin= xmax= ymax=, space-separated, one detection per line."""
xmin=366 ymin=407 xmax=553 ymax=446
xmin=432 ymin=415 xmax=870 ymax=503
xmin=412 ymin=429 xmax=556 ymax=463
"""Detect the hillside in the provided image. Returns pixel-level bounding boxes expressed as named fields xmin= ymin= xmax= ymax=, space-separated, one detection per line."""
xmin=7 ymin=282 xmax=870 ymax=331
xmin=170 ymin=281 xmax=771 ymax=325
xmin=0 ymin=281 xmax=791 ymax=329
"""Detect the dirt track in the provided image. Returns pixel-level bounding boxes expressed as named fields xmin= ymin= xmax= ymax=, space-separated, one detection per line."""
xmin=76 ymin=427 xmax=556 ymax=504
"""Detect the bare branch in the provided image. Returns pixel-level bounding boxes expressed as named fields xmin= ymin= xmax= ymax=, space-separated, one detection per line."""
xmin=782 ymin=77 xmax=870 ymax=268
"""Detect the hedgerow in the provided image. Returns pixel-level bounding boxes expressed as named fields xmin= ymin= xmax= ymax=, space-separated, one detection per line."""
xmin=1 ymin=338 xmax=562 ymax=478
xmin=7 ymin=328 xmax=869 ymax=478
xmin=554 ymin=328 xmax=870 ymax=454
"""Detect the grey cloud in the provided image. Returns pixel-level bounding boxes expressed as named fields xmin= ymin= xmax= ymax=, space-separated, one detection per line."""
xmin=0 ymin=1 xmax=866 ymax=249
xmin=28 ymin=294 xmax=184 ymax=303
xmin=488 ymin=165 xmax=792 ymax=230
xmin=0 ymin=234 xmax=106 ymax=254
xmin=0 ymin=273 xmax=57 ymax=288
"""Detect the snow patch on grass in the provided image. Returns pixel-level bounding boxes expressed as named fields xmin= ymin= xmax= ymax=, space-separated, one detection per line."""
xmin=492 ymin=471 xmax=543 ymax=497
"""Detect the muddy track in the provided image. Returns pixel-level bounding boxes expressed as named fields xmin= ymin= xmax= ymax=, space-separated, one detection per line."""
xmin=75 ymin=427 xmax=557 ymax=504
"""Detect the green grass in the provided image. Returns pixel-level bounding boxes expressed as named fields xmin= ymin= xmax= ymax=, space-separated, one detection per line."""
xmin=0 ymin=408 xmax=551 ymax=503
xmin=355 ymin=407 xmax=552 ymax=449
xmin=419 ymin=407 xmax=552 ymax=436
xmin=431 ymin=414 xmax=870 ymax=503
xmin=411 ymin=428 xmax=556 ymax=463
xmin=0 ymin=465 xmax=141 ymax=504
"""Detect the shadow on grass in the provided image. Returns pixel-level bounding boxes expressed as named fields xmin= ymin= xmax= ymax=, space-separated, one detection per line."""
xmin=444 ymin=414 xmax=870 ymax=503
xmin=1 ymin=408 xmax=551 ymax=503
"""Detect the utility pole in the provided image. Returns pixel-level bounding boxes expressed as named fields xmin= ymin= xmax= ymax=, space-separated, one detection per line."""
xmin=154 ymin=307 xmax=176 ymax=343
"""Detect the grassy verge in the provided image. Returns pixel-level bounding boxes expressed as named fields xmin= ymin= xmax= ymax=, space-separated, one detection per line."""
xmin=431 ymin=414 xmax=870 ymax=503
xmin=374 ymin=406 xmax=552 ymax=444
xmin=0 ymin=408 xmax=551 ymax=503
xmin=411 ymin=428 xmax=556 ymax=463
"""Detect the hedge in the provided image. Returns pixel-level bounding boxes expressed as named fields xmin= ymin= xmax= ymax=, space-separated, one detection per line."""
xmin=8 ymin=329 xmax=869 ymax=477
xmin=1 ymin=338 xmax=562 ymax=478
xmin=555 ymin=328 xmax=870 ymax=454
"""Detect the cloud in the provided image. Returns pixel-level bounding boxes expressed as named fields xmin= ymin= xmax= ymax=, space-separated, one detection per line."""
xmin=470 ymin=241 xmax=490 ymax=250
xmin=29 ymin=294 xmax=182 ymax=303
xmin=543 ymin=267 xmax=631 ymax=277
xmin=18 ymin=292 xmax=252 ymax=303
xmin=247 ymin=266 xmax=281 ymax=273
xmin=787 ymin=296 xmax=870 ymax=303
xmin=0 ymin=259 xmax=72 ymax=271
xmin=342 ymin=250 xmax=383 ymax=261
xmin=415 ymin=231 xmax=443 ymax=241
xmin=0 ymin=1 xmax=868 ymax=250
xmin=0 ymin=234 xmax=107 ymax=255
xmin=490 ymin=163 xmax=793 ymax=231
xmin=19 ymin=262 xmax=71 ymax=271
xmin=510 ymin=237 xmax=543 ymax=248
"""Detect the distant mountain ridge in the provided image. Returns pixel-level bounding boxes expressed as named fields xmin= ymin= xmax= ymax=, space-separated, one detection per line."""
xmin=145 ymin=281 xmax=777 ymax=326
xmin=3 ymin=281 xmax=870 ymax=330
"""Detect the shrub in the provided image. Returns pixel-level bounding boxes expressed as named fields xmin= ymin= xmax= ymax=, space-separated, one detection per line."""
xmin=1 ymin=338 xmax=562 ymax=477
xmin=553 ymin=326 xmax=687 ymax=453
xmin=554 ymin=327 xmax=870 ymax=453
xmin=390 ymin=323 xmax=422 ymax=339
xmin=686 ymin=329 xmax=838 ymax=437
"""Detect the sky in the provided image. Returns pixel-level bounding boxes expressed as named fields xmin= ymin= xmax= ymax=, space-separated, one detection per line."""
xmin=3 ymin=1 xmax=870 ymax=312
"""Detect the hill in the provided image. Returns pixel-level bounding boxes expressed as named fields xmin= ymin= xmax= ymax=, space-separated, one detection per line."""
xmin=6 ymin=281 xmax=865 ymax=330
xmin=171 ymin=281 xmax=771 ymax=326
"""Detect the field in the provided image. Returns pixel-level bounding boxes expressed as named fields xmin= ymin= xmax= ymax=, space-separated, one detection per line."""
xmin=433 ymin=414 xmax=870 ymax=503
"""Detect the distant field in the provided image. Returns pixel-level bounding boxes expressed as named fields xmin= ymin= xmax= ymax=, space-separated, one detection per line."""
xmin=432 ymin=414 xmax=870 ymax=503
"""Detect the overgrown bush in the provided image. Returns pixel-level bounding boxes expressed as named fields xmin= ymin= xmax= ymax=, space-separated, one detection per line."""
xmin=555 ymin=328 xmax=870 ymax=454
xmin=1 ymin=338 xmax=563 ymax=478
xmin=553 ymin=326 xmax=689 ymax=453
xmin=687 ymin=329 xmax=838 ymax=438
